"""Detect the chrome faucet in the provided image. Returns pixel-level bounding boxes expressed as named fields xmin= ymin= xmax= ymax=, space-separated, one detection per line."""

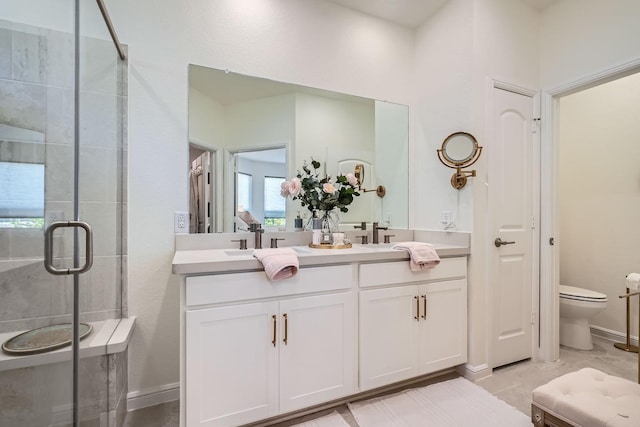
xmin=249 ymin=223 xmax=264 ymax=249
xmin=372 ymin=222 xmax=388 ymax=244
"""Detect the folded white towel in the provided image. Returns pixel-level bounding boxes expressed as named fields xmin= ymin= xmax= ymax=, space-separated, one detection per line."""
xmin=253 ymin=248 xmax=299 ymax=281
xmin=392 ymin=242 xmax=440 ymax=272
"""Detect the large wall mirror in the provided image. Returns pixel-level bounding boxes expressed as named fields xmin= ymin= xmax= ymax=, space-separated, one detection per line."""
xmin=188 ymin=65 xmax=409 ymax=233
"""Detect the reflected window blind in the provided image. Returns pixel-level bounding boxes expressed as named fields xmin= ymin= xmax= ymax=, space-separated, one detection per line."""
xmin=0 ymin=162 xmax=44 ymax=217
xmin=264 ymin=176 xmax=285 ymax=218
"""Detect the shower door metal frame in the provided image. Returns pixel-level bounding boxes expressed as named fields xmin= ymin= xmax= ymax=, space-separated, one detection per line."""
xmin=42 ymin=1 xmax=127 ymax=425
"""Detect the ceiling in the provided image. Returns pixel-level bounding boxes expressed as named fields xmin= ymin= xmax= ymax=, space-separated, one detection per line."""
xmin=327 ymin=0 xmax=557 ymax=28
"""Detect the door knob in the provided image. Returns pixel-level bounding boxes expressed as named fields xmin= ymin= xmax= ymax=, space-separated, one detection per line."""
xmin=494 ymin=237 xmax=515 ymax=247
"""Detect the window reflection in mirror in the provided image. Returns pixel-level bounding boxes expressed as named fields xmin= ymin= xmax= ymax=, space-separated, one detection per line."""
xmin=233 ymin=148 xmax=286 ymax=232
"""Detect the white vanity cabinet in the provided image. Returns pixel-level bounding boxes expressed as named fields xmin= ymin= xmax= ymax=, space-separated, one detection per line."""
xmin=183 ymin=266 xmax=356 ymax=427
xmin=358 ymin=258 xmax=467 ymax=391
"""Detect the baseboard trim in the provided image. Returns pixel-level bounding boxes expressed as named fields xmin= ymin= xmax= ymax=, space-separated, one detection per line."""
xmin=591 ymin=325 xmax=639 ymax=348
xmin=127 ymin=382 xmax=179 ymax=412
xmin=457 ymin=363 xmax=491 ymax=381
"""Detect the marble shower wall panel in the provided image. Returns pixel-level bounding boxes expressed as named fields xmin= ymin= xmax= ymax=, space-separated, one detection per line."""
xmin=80 ymin=90 xmax=119 ymax=149
xmin=45 ymin=26 xmax=73 ymax=90
xmin=45 ymin=143 xmax=74 ymax=202
xmin=79 ymin=256 xmax=122 ymax=314
xmin=46 ymin=86 xmax=74 ymax=145
xmin=10 ymin=22 xmax=46 ymax=85
xmin=80 ymin=35 xmax=121 ymax=97
xmin=0 ymin=261 xmax=57 ymax=333
xmin=0 ymin=355 xmax=117 ymax=426
xmin=0 ymin=364 xmax=40 ymax=426
xmin=107 ymin=349 xmax=128 ymax=426
xmin=0 ymin=139 xmax=45 ymax=163
xmin=0 ymin=20 xmax=10 ymax=78
xmin=80 ymin=146 xmax=119 ymax=202
xmin=0 ymin=78 xmax=46 ymax=138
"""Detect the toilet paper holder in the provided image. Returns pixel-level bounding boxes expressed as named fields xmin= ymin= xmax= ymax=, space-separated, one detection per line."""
xmin=614 ymin=273 xmax=640 ymax=354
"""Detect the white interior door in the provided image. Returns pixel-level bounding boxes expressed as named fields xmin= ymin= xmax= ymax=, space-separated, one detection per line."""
xmin=490 ymin=87 xmax=536 ymax=368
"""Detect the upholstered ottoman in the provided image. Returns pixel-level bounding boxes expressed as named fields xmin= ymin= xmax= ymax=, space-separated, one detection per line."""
xmin=531 ymin=368 xmax=640 ymax=427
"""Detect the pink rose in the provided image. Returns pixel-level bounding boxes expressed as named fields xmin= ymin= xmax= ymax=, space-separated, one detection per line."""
xmin=345 ymin=173 xmax=358 ymax=187
xmin=288 ymin=177 xmax=302 ymax=196
xmin=280 ymin=180 xmax=291 ymax=197
xmin=322 ymin=183 xmax=336 ymax=194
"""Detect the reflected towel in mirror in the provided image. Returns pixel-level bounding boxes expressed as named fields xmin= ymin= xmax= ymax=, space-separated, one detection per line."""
xmin=392 ymin=242 xmax=440 ymax=271
xmin=253 ymin=248 xmax=299 ymax=281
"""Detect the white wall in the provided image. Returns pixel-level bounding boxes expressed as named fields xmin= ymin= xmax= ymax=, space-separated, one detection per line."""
xmin=412 ymin=0 xmax=540 ymax=372
xmin=107 ymin=0 xmax=414 ymax=395
xmin=558 ymin=72 xmax=640 ymax=338
xmin=188 ymin=87 xmax=226 ymax=148
xmin=413 ymin=0 xmax=474 ymax=232
xmin=540 ymin=0 xmax=640 ymax=89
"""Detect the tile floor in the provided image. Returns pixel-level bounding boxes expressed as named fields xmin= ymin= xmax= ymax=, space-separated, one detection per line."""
xmin=123 ymin=335 xmax=638 ymax=426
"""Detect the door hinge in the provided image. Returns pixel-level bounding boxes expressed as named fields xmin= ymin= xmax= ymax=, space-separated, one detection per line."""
xmin=531 ymin=216 xmax=536 ymax=229
xmin=530 ymin=312 xmax=536 ymax=325
xmin=532 ymin=117 xmax=541 ymax=134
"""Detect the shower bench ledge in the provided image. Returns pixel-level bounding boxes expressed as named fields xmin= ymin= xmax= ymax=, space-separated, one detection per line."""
xmin=0 ymin=316 xmax=136 ymax=372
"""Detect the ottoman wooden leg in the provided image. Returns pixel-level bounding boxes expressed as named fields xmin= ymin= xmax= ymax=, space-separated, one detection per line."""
xmin=531 ymin=403 xmax=575 ymax=427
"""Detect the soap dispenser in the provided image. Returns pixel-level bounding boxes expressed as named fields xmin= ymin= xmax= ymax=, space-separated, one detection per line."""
xmin=294 ymin=211 xmax=303 ymax=232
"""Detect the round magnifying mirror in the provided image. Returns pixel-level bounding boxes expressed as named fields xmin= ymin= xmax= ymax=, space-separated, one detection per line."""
xmin=440 ymin=132 xmax=479 ymax=166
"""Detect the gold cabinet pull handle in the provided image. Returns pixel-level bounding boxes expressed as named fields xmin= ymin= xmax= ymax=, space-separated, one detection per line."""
xmin=414 ymin=296 xmax=419 ymax=322
xmin=271 ymin=315 xmax=277 ymax=347
xmin=283 ymin=313 xmax=288 ymax=345
xmin=421 ymin=295 xmax=427 ymax=319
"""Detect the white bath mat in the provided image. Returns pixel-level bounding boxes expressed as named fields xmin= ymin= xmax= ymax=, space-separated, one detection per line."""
xmin=348 ymin=377 xmax=530 ymax=427
xmin=291 ymin=410 xmax=351 ymax=427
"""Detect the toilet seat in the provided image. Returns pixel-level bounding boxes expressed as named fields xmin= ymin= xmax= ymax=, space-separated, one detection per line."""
xmin=560 ymin=285 xmax=607 ymax=302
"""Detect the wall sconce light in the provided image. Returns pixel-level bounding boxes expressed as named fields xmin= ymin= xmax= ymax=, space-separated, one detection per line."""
xmin=354 ymin=163 xmax=386 ymax=198
xmin=436 ymin=131 xmax=482 ymax=189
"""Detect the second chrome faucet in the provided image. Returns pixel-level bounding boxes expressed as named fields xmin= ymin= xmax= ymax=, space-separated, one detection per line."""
xmin=372 ymin=222 xmax=388 ymax=244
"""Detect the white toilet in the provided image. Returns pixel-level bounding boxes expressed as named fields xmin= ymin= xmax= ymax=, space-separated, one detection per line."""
xmin=559 ymin=285 xmax=608 ymax=350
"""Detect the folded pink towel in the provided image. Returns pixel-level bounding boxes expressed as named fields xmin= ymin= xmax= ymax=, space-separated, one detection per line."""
xmin=253 ymin=248 xmax=299 ymax=281
xmin=392 ymin=242 xmax=440 ymax=272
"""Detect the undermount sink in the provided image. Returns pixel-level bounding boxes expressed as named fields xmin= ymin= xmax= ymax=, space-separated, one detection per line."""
xmin=292 ymin=246 xmax=312 ymax=254
xmin=224 ymin=249 xmax=254 ymax=257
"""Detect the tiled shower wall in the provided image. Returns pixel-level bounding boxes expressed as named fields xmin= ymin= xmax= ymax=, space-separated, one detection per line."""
xmin=1 ymin=350 xmax=129 ymax=427
xmin=0 ymin=18 xmax=128 ymax=426
xmin=0 ymin=18 xmax=127 ymax=331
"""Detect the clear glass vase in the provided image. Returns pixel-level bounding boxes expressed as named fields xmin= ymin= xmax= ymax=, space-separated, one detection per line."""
xmin=320 ymin=209 xmax=340 ymax=237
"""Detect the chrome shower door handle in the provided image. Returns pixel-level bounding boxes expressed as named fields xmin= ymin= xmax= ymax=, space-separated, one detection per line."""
xmin=44 ymin=221 xmax=94 ymax=275
xmin=494 ymin=237 xmax=515 ymax=248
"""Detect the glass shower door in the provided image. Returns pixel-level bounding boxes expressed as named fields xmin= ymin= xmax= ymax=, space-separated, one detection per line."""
xmin=0 ymin=0 xmax=126 ymax=425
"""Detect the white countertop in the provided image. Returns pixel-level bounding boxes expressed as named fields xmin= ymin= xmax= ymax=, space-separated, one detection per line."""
xmin=172 ymin=242 xmax=470 ymax=275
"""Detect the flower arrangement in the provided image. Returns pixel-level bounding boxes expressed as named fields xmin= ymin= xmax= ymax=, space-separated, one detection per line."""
xmin=280 ymin=159 xmax=360 ymax=213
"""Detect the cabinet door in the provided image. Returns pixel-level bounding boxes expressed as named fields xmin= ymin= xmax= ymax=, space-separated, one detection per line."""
xmin=278 ymin=292 xmax=356 ymax=413
xmin=359 ymin=285 xmax=420 ymax=391
xmin=418 ymin=279 xmax=468 ymax=374
xmin=186 ymin=302 xmax=279 ymax=427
